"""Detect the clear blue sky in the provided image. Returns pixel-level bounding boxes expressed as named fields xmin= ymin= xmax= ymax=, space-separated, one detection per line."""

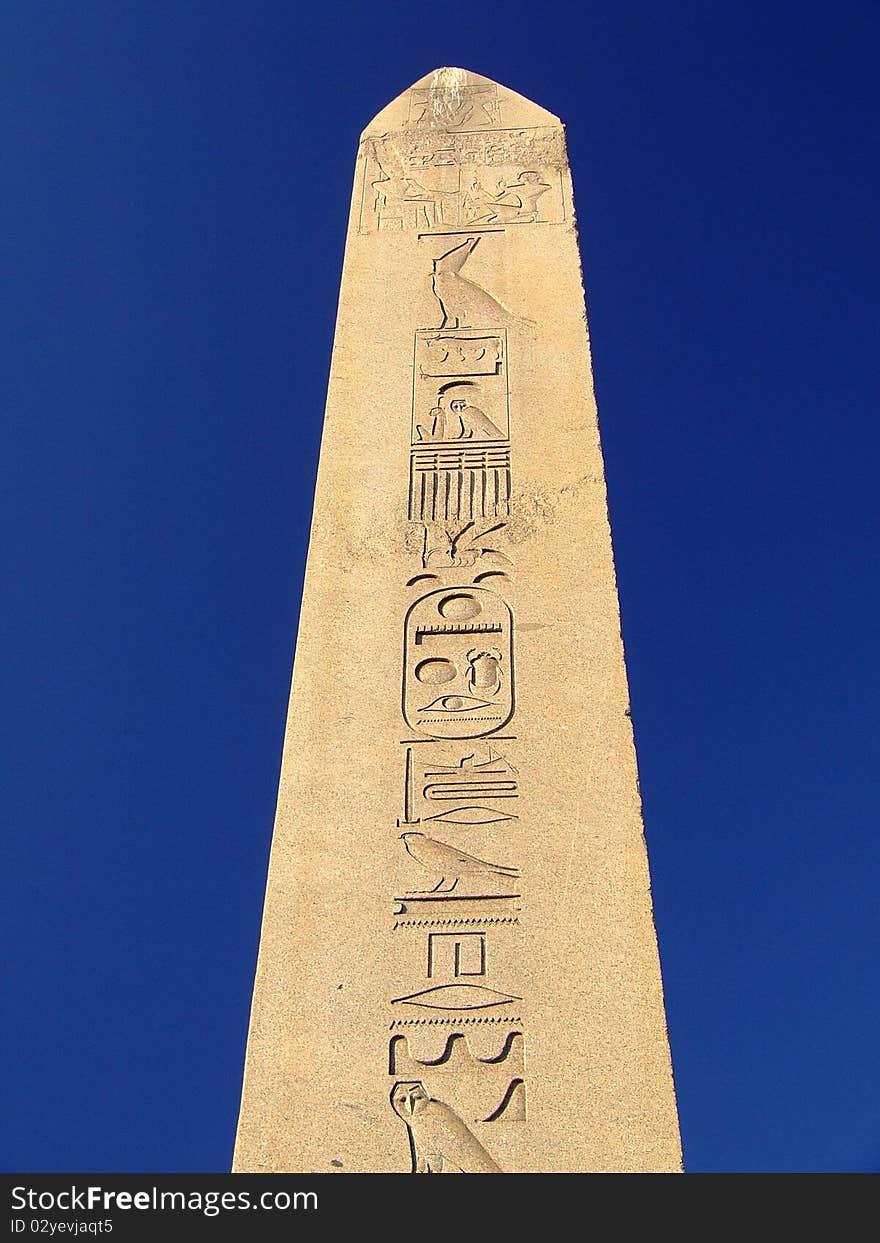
xmin=3 ymin=1 xmax=878 ymax=1174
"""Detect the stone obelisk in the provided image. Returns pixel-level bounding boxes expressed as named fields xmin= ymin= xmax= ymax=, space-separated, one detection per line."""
xmin=234 ymin=69 xmax=681 ymax=1173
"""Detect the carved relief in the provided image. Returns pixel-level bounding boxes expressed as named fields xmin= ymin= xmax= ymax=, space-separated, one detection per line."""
xmin=420 ymin=520 xmax=512 ymax=571
xmin=393 ymin=891 xmax=521 ymax=915
xmin=413 ymin=329 xmax=509 ymax=444
xmin=424 ymin=806 xmax=516 ymax=826
xmin=390 ymin=1031 xmax=526 ymax=1129
xmin=467 ymin=646 xmax=503 ymax=696
xmin=390 ymin=1030 xmax=524 ymax=1077
xmin=397 ymin=745 xmax=420 ymax=827
xmin=381 ymin=109 xmax=533 ymax=1165
xmin=427 ymin=931 xmax=486 ymax=978
xmin=409 ymin=446 xmax=511 ymax=523
xmin=430 ymin=236 xmax=529 ymax=330
xmin=404 ymin=588 xmax=514 ymax=737
xmin=409 ymin=324 xmax=512 ymax=531
xmin=392 ymin=916 xmax=520 ymax=930
xmin=399 ymin=741 xmax=519 ymax=827
xmin=483 ymin=1078 xmax=526 ymax=1122
xmin=414 ymin=381 xmax=506 ymax=442
xmin=396 ymin=125 xmax=565 ymax=169
xmin=407 ymin=81 xmax=502 ymax=131
xmin=391 ymin=984 xmax=521 ymax=1011
xmin=399 ymin=831 xmax=519 ymax=895
xmin=390 ymin=1081 xmax=503 ymax=1173
xmin=426 ymin=772 xmax=516 ymax=799
xmin=367 ymin=138 xmax=460 ymax=231
xmin=390 ymin=1015 xmax=522 ymax=1028
xmin=410 ymin=447 xmax=512 ymax=524
xmin=426 ymin=743 xmax=518 ymax=789
xmin=417 ymin=333 xmax=503 ymax=378
xmin=462 ymin=170 xmax=551 ymax=224
xmin=359 ymin=128 xmax=567 ymax=233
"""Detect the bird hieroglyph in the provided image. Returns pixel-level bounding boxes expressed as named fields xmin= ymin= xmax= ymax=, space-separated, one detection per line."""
xmin=390 ymin=1081 xmax=503 ymax=1174
xmin=399 ymin=830 xmax=520 ymax=895
xmin=430 ymin=236 xmax=534 ymax=331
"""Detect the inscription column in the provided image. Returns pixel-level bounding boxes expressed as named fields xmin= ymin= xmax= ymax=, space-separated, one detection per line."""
xmin=234 ymin=67 xmax=682 ymax=1174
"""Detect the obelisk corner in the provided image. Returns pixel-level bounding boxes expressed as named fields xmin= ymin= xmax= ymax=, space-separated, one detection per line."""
xmin=360 ymin=66 xmax=563 ymax=141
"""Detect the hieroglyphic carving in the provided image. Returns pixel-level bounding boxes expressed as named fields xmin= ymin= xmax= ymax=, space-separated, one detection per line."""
xmin=424 ymin=806 xmax=517 ymax=826
xmin=392 ymin=916 xmax=520 ymax=930
xmin=426 ymin=744 xmax=518 ymax=775
xmin=393 ymin=891 xmax=521 ymax=916
xmin=390 ymin=1015 xmax=522 ymax=1028
xmin=401 ymin=125 xmax=566 ymax=168
xmin=391 ymin=984 xmax=521 ymax=1011
xmin=427 ymin=931 xmax=486 ymax=978
xmin=386 ymin=123 xmax=530 ymax=1172
xmin=403 ymin=588 xmax=514 ymax=738
xmin=399 ymin=831 xmax=520 ymax=895
xmin=410 ymin=321 xmax=511 ymax=548
xmin=483 ymin=1078 xmax=526 ymax=1122
xmin=367 ymin=138 xmax=460 ymax=231
xmin=417 ymin=332 xmax=503 ymax=378
xmin=407 ymin=81 xmax=502 ymax=130
xmin=389 ymin=1031 xmax=526 ymax=1128
xmin=398 ymin=741 xmax=519 ymax=827
xmin=390 ymin=1030 xmax=524 ymax=1076
xmin=390 ymin=1081 xmax=503 ymax=1173
xmin=414 ymin=381 xmax=506 ymax=442
xmin=413 ymin=329 xmax=509 ymax=443
xmin=420 ymin=520 xmax=512 ymax=571
xmin=397 ymin=745 xmax=420 ymax=827
xmin=462 ymin=170 xmax=551 ymax=224
xmin=434 ymin=759 xmax=507 ymax=780
xmin=359 ymin=127 xmax=567 ymax=233
xmin=429 ymin=236 xmax=530 ymax=330
xmin=409 ymin=445 xmax=511 ymax=523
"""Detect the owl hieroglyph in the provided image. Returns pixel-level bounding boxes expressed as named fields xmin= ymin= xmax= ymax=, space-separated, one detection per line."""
xmin=390 ymin=1081 xmax=502 ymax=1173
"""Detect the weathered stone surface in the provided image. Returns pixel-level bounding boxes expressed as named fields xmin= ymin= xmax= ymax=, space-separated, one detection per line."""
xmin=233 ymin=68 xmax=681 ymax=1174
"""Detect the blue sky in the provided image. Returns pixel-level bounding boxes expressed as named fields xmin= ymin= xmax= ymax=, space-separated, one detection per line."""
xmin=3 ymin=1 xmax=878 ymax=1173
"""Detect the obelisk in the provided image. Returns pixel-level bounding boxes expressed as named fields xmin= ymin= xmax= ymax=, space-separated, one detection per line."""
xmin=234 ymin=69 xmax=682 ymax=1174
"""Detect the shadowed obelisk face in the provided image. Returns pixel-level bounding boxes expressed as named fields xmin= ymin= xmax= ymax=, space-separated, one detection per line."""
xmin=233 ymin=68 xmax=682 ymax=1175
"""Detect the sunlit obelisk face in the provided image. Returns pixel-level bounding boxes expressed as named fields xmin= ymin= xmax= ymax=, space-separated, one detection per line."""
xmin=233 ymin=68 xmax=682 ymax=1174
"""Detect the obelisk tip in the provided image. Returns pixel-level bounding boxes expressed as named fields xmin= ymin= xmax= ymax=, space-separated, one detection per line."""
xmin=362 ymin=68 xmax=562 ymax=137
